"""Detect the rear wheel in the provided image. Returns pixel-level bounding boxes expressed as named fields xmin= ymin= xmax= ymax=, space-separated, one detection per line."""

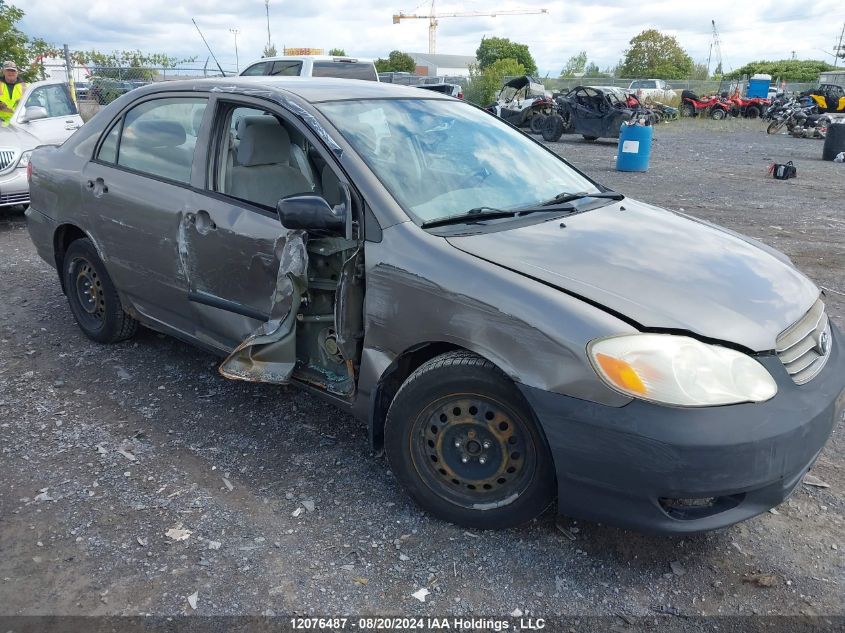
xmin=62 ymin=238 xmax=138 ymax=343
xmin=529 ymin=114 xmax=546 ymax=134
xmin=745 ymin=105 xmax=760 ymax=119
xmin=681 ymin=103 xmax=695 ymax=117
xmin=385 ymin=351 xmax=555 ymax=529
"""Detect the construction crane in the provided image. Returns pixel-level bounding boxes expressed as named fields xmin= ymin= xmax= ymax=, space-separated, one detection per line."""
xmin=706 ymin=19 xmax=723 ymax=77
xmin=392 ymin=1 xmax=548 ymax=55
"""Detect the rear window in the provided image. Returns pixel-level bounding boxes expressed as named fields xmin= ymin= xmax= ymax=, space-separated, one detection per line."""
xmin=311 ymin=61 xmax=377 ymax=81
xmin=241 ymin=62 xmax=268 ymax=76
xmin=270 ymin=61 xmax=302 ymax=76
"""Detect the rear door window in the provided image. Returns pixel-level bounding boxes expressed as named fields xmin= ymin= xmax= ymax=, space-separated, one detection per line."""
xmin=116 ymin=97 xmax=207 ymax=184
xmin=312 ymin=61 xmax=377 ymax=81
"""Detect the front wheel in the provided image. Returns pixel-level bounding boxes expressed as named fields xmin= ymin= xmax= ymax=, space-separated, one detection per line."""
xmin=385 ymin=351 xmax=556 ymax=529
xmin=710 ymin=107 xmax=727 ymax=120
xmin=529 ymin=114 xmax=546 ymax=134
xmin=62 ymin=238 xmax=138 ymax=343
xmin=767 ymin=120 xmax=785 ymax=134
xmin=541 ymin=114 xmax=565 ymax=142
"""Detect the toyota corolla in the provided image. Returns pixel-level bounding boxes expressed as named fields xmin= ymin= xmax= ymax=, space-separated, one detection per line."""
xmin=25 ymin=77 xmax=845 ymax=534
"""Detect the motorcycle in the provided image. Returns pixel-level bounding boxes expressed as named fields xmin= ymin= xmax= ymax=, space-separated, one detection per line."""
xmin=766 ymin=103 xmax=818 ymax=135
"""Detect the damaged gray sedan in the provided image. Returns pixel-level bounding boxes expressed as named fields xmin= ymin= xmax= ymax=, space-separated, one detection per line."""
xmin=25 ymin=78 xmax=845 ymax=534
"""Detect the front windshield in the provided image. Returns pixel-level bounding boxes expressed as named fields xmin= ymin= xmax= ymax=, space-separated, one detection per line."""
xmin=317 ymin=98 xmax=600 ymax=225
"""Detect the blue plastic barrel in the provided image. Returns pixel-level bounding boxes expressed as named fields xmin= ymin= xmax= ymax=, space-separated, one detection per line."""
xmin=616 ymin=123 xmax=653 ymax=172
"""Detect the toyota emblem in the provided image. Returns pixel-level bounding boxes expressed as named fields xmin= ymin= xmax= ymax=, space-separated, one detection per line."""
xmin=818 ymin=330 xmax=830 ymax=356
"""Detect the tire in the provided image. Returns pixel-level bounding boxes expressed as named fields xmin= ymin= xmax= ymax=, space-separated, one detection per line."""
xmin=767 ymin=120 xmax=784 ymax=134
xmin=745 ymin=106 xmax=760 ymax=119
xmin=541 ymin=114 xmax=564 ymax=142
xmin=529 ymin=114 xmax=546 ymax=135
xmin=681 ymin=103 xmax=695 ymax=117
xmin=582 ymin=135 xmax=598 ymax=141
xmin=710 ymin=107 xmax=727 ymax=120
xmin=62 ymin=238 xmax=138 ymax=344
xmin=384 ymin=351 xmax=556 ymax=530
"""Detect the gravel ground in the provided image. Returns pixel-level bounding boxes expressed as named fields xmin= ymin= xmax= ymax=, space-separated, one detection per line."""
xmin=0 ymin=118 xmax=843 ymax=625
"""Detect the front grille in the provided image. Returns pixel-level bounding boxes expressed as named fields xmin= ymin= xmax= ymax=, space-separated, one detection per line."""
xmin=776 ymin=298 xmax=831 ymax=385
xmin=0 ymin=192 xmax=29 ymax=206
xmin=0 ymin=149 xmax=18 ymax=172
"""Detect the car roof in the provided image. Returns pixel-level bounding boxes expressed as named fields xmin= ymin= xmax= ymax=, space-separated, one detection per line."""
xmin=133 ymin=76 xmax=452 ymax=103
xmin=247 ymin=55 xmax=374 ymax=63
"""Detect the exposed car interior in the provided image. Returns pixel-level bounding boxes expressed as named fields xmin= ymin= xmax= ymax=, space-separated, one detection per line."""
xmin=212 ymin=103 xmax=363 ymax=397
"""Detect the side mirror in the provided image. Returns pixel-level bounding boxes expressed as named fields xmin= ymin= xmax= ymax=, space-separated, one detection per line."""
xmin=22 ymin=106 xmax=49 ymax=123
xmin=276 ymin=194 xmax=346 ymax=233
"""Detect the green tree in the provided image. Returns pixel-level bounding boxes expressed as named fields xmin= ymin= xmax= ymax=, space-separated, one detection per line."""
xmin=690 ymin=62 xmax=709 ymax=80
xmin=725 ymin=59 xmax=834 ymax=82
xmin=464 ymin=57 xmax=526 ymax=105
xmin=583 ymin=62 xmax=609 ymax=78
xmin=262 ymin=43 xmax=278 ymax=57
xmin=375 ymin=50 xmax=416 ymax=73
xmin=559 ymin=51 xmax=587 ymax=77
xmin=71 ymin=49 xmax=197 ymax=80
xmin=476 ymin=36 xmax=537 ymax=76
xmin=620 ymin=29 xmax=693 ymax=79
xmin=0 ymin=0 xmax=51 ymax=81
xmin=328 ymin=48 xmax=346 ymax=56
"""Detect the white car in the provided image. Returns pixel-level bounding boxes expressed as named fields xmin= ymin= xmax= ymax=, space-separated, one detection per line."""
xmin=0 ymin=78 xmax=83 ymax=208
xmin=240 ymin=55 xmax=378 ymax=81
xmin=627 ymin=79 xmax=675 ymax=102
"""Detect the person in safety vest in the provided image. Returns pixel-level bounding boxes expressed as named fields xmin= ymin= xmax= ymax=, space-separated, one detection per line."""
xmin=0 ymin=61 xmax=26 ymax=125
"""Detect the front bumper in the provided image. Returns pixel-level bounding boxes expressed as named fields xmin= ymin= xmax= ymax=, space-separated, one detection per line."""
xmin=0 ymin=167 xmax=29 ymax=207
xmin=520 ymin=325 xmax=845 ymax=534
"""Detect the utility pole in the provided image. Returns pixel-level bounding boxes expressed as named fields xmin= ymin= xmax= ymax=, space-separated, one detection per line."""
xmin=265 ymin=0 xmax=272 ymax=52
xmin=230 ymin=28 xmax=241 ymax=72
xmin=835 ymin=22 xmax=845 ymax=68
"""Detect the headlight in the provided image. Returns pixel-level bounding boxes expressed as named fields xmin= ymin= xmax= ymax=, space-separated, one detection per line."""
xmin=16 ymin=150 xmax=31 ymax=169
xmin=588 ymin=334 xmax=777 ymax=407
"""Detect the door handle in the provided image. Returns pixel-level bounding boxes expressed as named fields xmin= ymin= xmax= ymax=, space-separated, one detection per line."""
xmin=193 ymin=209 xmax=217 ymax=234
xmin=86 ymin=177 xmax=108 ymax=197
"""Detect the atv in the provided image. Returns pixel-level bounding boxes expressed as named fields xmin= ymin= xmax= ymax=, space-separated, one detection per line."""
xmin=680 ymin=90 xmax=731 ymax=120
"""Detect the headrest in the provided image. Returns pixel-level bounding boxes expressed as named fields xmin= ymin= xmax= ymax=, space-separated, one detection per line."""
xmin=128 ymin=120 xmax=186 ymax=149
xmin=237 ymin=117 xmax=291 ymax=166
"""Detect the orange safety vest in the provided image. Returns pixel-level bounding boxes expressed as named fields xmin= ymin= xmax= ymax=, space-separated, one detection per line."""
xmin=0 ymin=81 xmax=25 ymax=124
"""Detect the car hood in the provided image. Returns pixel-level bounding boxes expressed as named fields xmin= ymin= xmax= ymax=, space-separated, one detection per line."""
xmin=446 ymin=199 xmax=819 ymax=352
xmin=0 ymin=123 xmax=40 ymax=150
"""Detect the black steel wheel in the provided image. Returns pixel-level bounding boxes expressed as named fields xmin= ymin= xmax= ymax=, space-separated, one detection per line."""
xmin=385 ymin=351 xmax=555 ymax=529
xmin=62 ymin=238 xmax=138 ymax=343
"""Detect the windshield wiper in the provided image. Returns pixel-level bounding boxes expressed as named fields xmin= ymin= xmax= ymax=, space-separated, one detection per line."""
xmin=421 ymin=206 xmax=561 ymax=229
xmin=540 ymin=190 xmax=625 ymax=206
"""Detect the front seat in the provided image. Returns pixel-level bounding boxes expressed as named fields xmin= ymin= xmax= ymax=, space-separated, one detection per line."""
xmin=229 ymin=118 xmax=312 ymax=208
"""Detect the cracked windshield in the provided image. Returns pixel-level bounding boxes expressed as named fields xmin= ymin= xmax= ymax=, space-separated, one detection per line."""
xmin=318 ymin=98 xmax=599 ymax=224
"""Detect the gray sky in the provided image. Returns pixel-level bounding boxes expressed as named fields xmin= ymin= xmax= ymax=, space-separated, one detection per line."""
xmin=17 ymin=0 xmax=845 ymax=75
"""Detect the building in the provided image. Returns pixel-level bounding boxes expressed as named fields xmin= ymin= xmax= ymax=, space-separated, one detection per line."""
xmin=819 ymin=70 xmax=845 ymax=88
xmin=408 ymin=52 xmax=476 ymax=78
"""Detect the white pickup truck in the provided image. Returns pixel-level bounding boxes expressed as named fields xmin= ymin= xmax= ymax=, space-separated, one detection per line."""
xmin=0 ymin=78 xmax=83 ymax=209
xmin=627 ymin=79 xmax=676 ymax=102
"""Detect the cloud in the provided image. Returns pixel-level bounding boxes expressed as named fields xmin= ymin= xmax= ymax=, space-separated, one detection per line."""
xmin=15 ymin=0 xmax=845 ymax=75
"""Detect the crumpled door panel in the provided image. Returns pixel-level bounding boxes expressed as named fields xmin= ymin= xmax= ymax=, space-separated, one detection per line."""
xmin=218 ymin=230 xmax=308 ymax=383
